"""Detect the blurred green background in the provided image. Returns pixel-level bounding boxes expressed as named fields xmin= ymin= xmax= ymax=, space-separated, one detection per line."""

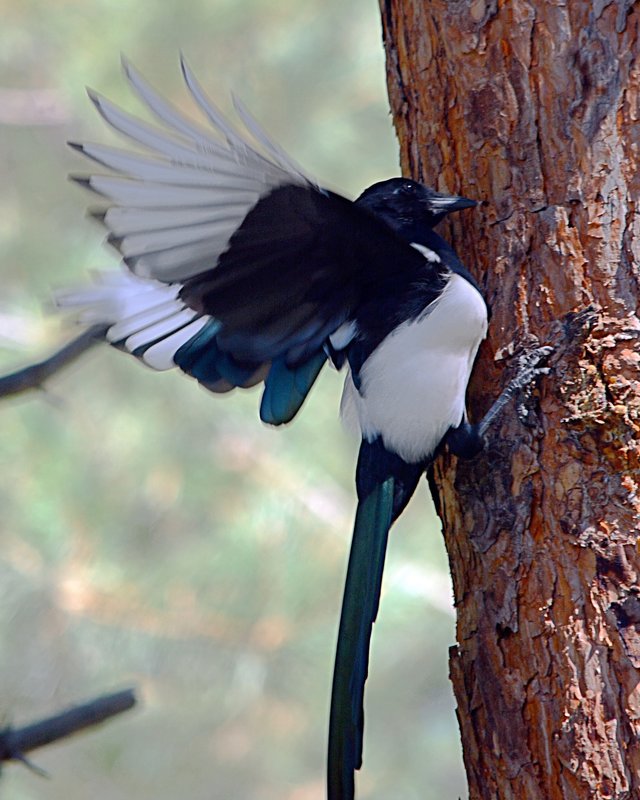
xmin=0 ymin=1 xmax=466 ymax=798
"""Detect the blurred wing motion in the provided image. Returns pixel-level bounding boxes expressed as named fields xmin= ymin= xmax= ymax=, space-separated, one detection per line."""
xmin=61 ymin=56 xmax=317 ymax=421
xmin=75 ymin=56 xmax=313 ymax=282
xmin=61 ymin=56 xmax=427 ymax=425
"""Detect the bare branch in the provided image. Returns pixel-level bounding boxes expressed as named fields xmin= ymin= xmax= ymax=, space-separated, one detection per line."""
xmin=0 ymin=688 xmax=137 ymax=768
xmin=0 ymin=323 xmax=108 ymax=399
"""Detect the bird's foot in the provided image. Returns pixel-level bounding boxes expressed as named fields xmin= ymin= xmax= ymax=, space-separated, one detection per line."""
xmin=510 ymin=345 xmax=553 ymax=390
xmin=478 ymin=344 xmax=553 ymax=436
xmin=444 ymin=344 xmax=552 ymax=459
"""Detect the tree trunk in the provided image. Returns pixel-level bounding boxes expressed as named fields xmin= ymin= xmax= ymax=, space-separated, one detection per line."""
xmin=379 ymin=2 xmax=640 ymax=798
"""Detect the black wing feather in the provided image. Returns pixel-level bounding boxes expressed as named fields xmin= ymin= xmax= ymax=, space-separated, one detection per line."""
xmin=180 ymin=184 xmax=439 ymax=365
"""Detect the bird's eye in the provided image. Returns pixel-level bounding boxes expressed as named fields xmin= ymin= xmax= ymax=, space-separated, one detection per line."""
xmin=402 ymin=182 xmax=416 ymax=195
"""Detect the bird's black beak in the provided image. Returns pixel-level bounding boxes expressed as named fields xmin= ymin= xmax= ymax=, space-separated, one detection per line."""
xmin=428 ymin=192 xmax=477 ymax=212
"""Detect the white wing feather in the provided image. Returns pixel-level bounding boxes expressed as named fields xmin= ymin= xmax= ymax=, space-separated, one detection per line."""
xmin=73 ymin=56 xmax=315 ymax=283
xmin=56 ymin=269 xmax=214 ymax=371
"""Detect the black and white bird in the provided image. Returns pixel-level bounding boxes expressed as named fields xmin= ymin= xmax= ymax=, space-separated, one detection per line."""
xmin=58 ymin=57 xmax=547 ymax=800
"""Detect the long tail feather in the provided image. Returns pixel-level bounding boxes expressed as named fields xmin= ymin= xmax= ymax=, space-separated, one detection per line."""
xmin=327 ymin=476 xmax=394 ymax=800
xmin=328 ymin=439 xmax=424 ymax=800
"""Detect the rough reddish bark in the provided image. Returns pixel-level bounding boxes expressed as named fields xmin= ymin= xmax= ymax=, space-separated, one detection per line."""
xmin=379 ymin=2 xmax=640 ymax=798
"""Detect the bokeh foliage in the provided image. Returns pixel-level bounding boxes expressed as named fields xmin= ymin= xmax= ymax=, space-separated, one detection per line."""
xmin=0 ymin=1 xmax=466 ymax=798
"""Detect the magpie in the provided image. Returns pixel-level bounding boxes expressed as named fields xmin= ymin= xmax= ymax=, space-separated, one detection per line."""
xmin=58 ymin=57 xmax=548 ymax=800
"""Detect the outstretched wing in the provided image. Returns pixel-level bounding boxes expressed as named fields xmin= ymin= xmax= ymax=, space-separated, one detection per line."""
xmin=72 ymin=55 xmax=314 ymax=282
xmin=180 ymin=183 xmax=434 ymax=366
xmin=67 ymin=57 xmax=433 ymax=423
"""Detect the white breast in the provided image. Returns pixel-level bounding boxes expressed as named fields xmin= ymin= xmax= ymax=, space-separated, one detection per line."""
xmin=340 ymin=273 xmax=488 ymax=463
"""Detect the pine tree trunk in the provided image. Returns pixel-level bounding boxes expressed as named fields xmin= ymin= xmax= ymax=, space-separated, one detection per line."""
xmin=379 ymin=2 xmax=640 ymax=798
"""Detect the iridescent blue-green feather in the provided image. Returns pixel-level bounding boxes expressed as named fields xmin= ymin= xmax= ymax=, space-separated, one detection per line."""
xmin=260 ymin=351 xmax=326 ymax=425
xmin=327 ymin=477 xmax=394 ymax=800
xmin=174 ymin=318 xmax=222 ymax=377
xmin=327 ymin=439 xmax=425 ymax=800
xmin=174 ymin=318 xmax=260 ymax=388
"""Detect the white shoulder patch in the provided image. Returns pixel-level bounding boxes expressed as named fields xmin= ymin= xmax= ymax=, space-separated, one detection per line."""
xmin=410 ymin=242 xmax=441 ymax=263
xmin=329 ymin=320 xmax=358 ymax=351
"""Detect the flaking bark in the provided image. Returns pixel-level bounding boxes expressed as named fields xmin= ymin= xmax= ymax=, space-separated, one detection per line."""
xmin=379 ymin=2 xmax=640 ymax=798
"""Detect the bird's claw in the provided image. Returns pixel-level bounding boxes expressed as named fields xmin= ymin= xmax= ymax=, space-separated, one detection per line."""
xmin=510 ymin=345 xmax=553 ymax=393
xmin=510 ymin=345 xmax=553 ymax=423
xmin=477 ymin=344 xmax=552 ymax=436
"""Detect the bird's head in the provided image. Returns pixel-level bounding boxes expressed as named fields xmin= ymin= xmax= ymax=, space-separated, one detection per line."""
xmin=355 ymin=178 xmax=476 ymax=238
